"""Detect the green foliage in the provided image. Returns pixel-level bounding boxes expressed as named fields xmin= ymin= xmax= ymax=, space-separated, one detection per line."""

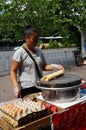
xmin=37 ymin=40 xmax=43 ymax=47
xmin=0 ymin=0 xmax=86 ymax=45
xmin=48 ymin=39 xmax=60 ymax=48
xmin=48 ymin=39 xmax=76 ymax=48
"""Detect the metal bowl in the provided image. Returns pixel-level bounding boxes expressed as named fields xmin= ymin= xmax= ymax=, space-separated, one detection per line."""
xmin=36 ymin=74 xmax=85 ymax=103
xmin=36 ymin=83 xmax=83 ymax=103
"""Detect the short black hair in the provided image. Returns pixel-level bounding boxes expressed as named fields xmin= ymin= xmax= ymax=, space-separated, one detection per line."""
xmin=24 ymin=26 xmax=39 ymax=38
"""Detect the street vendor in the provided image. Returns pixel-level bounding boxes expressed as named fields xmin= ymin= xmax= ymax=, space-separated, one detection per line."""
xmin=10 ymin=26 xmax=64 ymax=98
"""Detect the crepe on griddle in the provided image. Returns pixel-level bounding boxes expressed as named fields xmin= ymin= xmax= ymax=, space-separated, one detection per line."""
xmin=41 ymin=70 xmax=64 ymax=81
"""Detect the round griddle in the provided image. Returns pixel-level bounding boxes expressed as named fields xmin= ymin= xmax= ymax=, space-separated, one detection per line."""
xmin=37 ymin=73 xmax=81 ymax=88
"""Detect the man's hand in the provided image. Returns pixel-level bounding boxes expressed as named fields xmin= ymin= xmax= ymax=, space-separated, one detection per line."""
xmin=13 ymin=86 xmax=21 ymax=98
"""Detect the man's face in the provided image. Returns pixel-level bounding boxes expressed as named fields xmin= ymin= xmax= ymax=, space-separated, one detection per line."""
xmin=26 ymin=32 xmax=39 ymax=49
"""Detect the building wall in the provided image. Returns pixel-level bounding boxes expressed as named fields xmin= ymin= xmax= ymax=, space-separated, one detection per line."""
xmin=0 ymin=48 xmax=76 ymax=76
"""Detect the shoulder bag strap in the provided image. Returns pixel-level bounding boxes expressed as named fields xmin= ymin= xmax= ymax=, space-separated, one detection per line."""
xmin=22 ymin=46 xmax=42 ymax=78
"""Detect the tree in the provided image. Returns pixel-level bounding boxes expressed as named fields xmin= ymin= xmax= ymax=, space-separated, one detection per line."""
xmin=0 ymin=0 xmax=86 ymax=43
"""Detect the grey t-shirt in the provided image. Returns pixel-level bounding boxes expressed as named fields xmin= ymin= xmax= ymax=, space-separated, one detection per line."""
xmin=13 ymin=46 xmax=46 ymax=89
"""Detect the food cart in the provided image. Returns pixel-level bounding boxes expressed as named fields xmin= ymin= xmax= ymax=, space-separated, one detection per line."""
xmin=0 ymin=95 xmax=86 ymax=130
xmin=0 ymin=94 xmax=86 ymax=130
xmin=0 ymin=72 xmax=86 ymax=130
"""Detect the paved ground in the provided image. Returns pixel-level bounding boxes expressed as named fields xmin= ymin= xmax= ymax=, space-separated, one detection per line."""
xmin=65 ymin=64 xmax=86 ymax=79
xmin=0 ymin=74 xmax=14 ymax=102
xmin=0 ymin=64 xmax=86 ymax=102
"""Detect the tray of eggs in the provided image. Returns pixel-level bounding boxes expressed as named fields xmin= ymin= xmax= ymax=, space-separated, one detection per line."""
xmin=0 ymin=98 xmax=46 ymax=128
